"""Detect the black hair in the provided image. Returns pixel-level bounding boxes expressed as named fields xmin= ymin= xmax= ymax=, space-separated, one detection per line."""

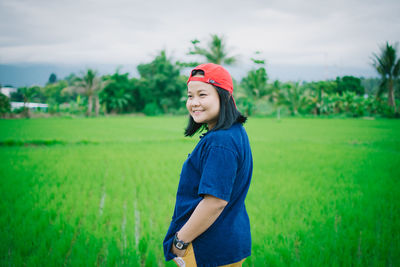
xmin=184 ymin=70 xmax=247 ymax=137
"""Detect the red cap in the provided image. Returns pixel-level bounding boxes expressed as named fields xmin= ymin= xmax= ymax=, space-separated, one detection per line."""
xmin=187 ymin=63 xmax=233 ymax=93
xmin=187 ymin=63 xmax=236 ymax=107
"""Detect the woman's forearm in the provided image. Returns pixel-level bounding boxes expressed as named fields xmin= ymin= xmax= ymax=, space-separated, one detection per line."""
xmin=177 ymin=195 xmax=228 ymax=243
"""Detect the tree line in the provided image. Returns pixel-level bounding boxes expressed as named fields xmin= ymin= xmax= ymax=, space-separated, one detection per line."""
xmin=0 ymin=35 xmax=399 ymax=118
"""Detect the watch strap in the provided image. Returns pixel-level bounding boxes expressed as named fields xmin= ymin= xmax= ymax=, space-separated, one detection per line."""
xmin=173 ymin=233 xmax=189 ymax=250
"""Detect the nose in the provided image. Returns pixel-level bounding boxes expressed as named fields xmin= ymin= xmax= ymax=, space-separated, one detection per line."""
xmin=191 ymin=96 xmax=200 ymax=106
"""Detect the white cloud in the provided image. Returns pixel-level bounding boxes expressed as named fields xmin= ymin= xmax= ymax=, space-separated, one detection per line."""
xmin=0 ymin=0 xmax=399 ymax=69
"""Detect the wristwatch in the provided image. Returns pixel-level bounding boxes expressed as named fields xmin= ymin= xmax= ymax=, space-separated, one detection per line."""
xmin=173 ymin=233 xmax=189 ymax=250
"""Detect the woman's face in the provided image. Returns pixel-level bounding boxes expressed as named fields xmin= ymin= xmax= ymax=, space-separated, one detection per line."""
xmin=187 ymin=80 xmax=220 ymax=130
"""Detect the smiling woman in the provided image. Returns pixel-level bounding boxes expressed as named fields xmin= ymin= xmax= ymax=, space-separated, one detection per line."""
xmin=186 ymin=78 xmax=221 ymax=130
xmin=163 ymin=63 xmax=252 ymax=267
xmin=183 ymin=66 xmax=246 ymax=137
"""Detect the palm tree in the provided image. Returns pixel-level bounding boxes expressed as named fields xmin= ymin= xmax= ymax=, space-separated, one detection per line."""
xmin=65 ymin=69 xmax=108 ymax=116
xmin=188 ymin=34 xmax=236 ymax=65
xmin=305 ymin=81 xmax=328 ymax=115
xmin=268 ymin=80 xmax=284 ymax=119
xmin=279 ymin=82 xmax=308 ymax=116
xmin=372 ymin=42 xmax=400 ymax=111
xmin=104 ymin=88 xmax=132 ymax=114
xmin=19 ymin=86 xmax=39 ymax=118
xmin=241 ymin=56 xmax=268 ymax=99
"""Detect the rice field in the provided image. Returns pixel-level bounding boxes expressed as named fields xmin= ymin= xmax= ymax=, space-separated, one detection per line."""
xmin=0 ymin=116 xmax=399 ymax=266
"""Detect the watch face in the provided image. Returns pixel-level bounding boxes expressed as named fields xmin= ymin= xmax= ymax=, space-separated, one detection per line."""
xmin=176 ymin=242 xmax=183 ymax=249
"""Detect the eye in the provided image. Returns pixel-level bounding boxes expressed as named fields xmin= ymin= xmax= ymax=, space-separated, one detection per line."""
xmin=200 ymin=93 xmax=207 ymax=97
xmin=187 ymin=95 xmax=193 ymax=99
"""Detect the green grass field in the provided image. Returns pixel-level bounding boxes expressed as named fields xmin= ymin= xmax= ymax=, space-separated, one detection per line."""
xmin=0 ymin=116 xmax=399 ymax=266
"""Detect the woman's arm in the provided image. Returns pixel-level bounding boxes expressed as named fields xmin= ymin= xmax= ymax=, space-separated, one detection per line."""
xmin=172 ymin=194 xmax=228 ymax=257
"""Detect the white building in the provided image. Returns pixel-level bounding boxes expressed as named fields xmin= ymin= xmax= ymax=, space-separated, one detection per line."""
xmin=0 ymin=87 xmax=17 ymax=98
xmin=1 ymin=86 xmax=48 ymax=111
xmin=11 ymin=102 xmax=48 ymax=111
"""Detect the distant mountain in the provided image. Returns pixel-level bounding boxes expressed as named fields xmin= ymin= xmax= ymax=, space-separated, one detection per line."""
xmin=0 ymin=63 xmax=377 ymax=88
xmin=0 ymin=64 xmax=140 ymax=87
xmin=264 ymin=64 xmax=377 ymax=82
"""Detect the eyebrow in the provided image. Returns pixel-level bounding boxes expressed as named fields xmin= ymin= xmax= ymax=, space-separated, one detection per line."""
xmin=187 ymin=88 xmax=208 ymax=94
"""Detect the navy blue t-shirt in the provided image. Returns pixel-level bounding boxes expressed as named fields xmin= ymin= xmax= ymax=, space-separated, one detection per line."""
xmin=163 ymin=123 xmax=253 ymax=266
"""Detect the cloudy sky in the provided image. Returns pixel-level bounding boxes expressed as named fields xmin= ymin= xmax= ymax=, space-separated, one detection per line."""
xmin=0 ymin=0 xmax=399 ymax=80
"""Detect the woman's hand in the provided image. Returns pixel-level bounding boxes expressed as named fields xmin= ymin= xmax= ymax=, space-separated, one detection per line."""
xmin=175 ymin=195 xmax=227 ymax=243
xmin=171 ymin=243 xmax=187 ymax=257
xmin=171 ymin=195 xmax=227 ymax=258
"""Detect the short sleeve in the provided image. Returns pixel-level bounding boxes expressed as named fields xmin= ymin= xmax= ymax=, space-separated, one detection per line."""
xmin=198 ymin=146 xmax=238 ymax=202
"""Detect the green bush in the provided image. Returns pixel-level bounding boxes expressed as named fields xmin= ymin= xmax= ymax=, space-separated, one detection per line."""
xmin=12 ymin=106 xmax=25 ymax=115
xmin=143 ymin=102 xmax=162 ymax=116
xmin=0 ymin=93 xmax=11 ymax=118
